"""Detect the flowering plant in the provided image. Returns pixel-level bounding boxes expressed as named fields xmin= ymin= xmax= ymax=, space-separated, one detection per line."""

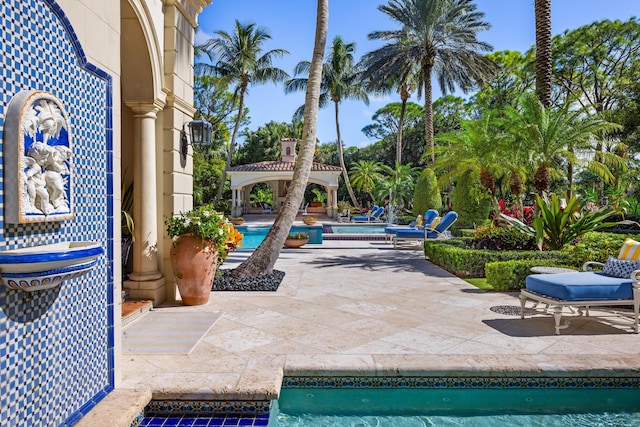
xmin=165 ymin=204 xmax=231 ymax=261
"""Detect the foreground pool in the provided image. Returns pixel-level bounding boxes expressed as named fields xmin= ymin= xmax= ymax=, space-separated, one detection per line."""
xmin=272 ymin=376 xmax=640 ymax=426
xmin=135 ymin=376 xmax=640 ymax=426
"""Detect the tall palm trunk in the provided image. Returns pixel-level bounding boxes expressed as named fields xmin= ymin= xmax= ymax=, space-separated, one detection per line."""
xmin=335 ymin=101 xmax=359 ymax=207
xmin=535 ymin=0 xmax=552 ymax=107
xmin=396 ymin=84 xmax=409 ymax=165
xmin=216 ymin=82 xmax=246 ymax=201
xmin=422 ymin=55 xmax=435 ymax=164
xmin=232 ymin=0 xmax=328 ymax=277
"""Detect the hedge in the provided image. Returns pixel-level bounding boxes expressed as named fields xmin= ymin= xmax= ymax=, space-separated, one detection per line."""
xmin=423 ymin=243 xmax=569 ymax=278
xmin=485 ymin=259 xmax=576 ymax=291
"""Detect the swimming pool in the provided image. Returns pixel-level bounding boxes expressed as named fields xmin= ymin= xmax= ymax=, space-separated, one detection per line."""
xmin=271 ymin=376 xmax=640 ymax=426
xmin=235 ymin=224 xmax=323 ymax=249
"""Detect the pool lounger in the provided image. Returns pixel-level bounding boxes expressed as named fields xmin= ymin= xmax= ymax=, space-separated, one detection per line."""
xmin=520 ymin=268 xmax=640 ymax=335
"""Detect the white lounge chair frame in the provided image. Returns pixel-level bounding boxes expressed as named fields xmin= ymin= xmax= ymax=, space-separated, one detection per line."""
xmin=392 ymin=227 xmax=451 ymax=248
xmin=519 ymin=264 xmax=640 ymax=335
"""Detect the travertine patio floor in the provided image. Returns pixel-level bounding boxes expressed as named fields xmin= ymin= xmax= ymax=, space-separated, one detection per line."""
xmin=80 ymin=237 xmax=640 ymax=426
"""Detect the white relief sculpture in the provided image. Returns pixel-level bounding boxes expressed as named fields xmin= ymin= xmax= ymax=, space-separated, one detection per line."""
xmin=5 ymin=90 xmax=73 ymax=223
xmin=21 ymin=156 xmax=50 ymax=214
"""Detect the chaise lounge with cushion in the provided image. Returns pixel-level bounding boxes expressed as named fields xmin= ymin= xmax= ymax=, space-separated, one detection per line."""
xmin=352 ymin=206 xmax=384 ymax=223
xmin=393 ymin=211 xmax=458 ymax=248
xmin=520 ymin=239 xmax=640 ymax=334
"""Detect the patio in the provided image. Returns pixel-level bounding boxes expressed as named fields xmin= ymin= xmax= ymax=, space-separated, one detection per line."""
xmin=81 ymin=239 xmax=640 ymax=426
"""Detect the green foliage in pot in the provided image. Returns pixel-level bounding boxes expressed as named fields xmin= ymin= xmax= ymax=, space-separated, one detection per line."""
xmin=165 ymin=204 xmax=230 ymax=260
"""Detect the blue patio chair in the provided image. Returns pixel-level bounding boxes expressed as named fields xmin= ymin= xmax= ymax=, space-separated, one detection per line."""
xmin=299 ymin=202 xmax=309 ymax=215
xmin=260 ymin=202 xmax=273 ymax=213
xmin=393 ymin=211 xmax=458 ymax=248
xmin=384 ymin=209 xmax=439 ymax=243
xmin=352 ymin=205 xmax=380 ymax=222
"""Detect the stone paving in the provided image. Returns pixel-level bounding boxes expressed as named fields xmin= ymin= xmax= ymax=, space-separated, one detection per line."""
xmin=80 ymin=235 xmax=640 ymax=426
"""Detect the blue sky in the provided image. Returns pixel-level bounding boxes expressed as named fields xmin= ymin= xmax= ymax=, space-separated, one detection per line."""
xmin=196 ymin=0 xmax=637 ymax=148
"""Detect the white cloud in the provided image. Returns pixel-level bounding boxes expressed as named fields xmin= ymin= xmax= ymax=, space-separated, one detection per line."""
xmin=194 ymin=29 xmax=213 ymax=46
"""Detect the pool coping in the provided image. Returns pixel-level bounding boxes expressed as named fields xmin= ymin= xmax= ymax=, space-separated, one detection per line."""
xmin=81 ymin=364 xmax=640 ymax=427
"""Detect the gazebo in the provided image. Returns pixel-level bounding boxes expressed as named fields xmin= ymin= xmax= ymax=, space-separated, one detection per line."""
xmin=227 ymin=138 xmax=343 ymax=218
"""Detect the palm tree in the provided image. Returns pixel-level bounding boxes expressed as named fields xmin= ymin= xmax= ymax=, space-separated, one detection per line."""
xmin=350 ymin=160 xmax=385 ymax=204
xmin=375 ymin=162 xmax=420 ymax=211
xmin=372 ymin=0 xmax=495 ymax=164
xmin=506 ymin=93 xmax=623 ymax=197
xmin=433 ymin=114 xmax=507 ymax=212
xmin=231 ymin=0 xmax=329 ymax=277
xmin=359 ymin=29 xmax=420 ymax=165
xmin=285 ymin=36 xmax=369 ymax=208
xmin=196 ymin=21 xmax=290 ymax=201
xmin=534 ymin=0 xmax=552 ymax=107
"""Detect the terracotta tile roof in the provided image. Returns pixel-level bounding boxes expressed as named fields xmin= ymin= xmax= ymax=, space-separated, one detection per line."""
xmin=229 ymin=161 xmax=342 ymax=172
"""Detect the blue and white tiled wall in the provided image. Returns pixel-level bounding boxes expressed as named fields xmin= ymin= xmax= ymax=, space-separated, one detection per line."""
xmin=0 ymin=0 xmax=114 ymax=426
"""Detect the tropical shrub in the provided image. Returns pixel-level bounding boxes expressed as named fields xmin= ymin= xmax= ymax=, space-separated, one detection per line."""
xmin=412 ymin=168 xmax=441 ymax=216
xmin=598 ymin=214 xmax=640 ymax=234
xmin=561 ymin=231 xmax=639 ymax=267
xmin=471 ymin=225 xmax=537 ymax=251
xmin=502 ymin=194 xmax=626 ymax=250
xmin=451 ymin=171 xmax=492 ymax=229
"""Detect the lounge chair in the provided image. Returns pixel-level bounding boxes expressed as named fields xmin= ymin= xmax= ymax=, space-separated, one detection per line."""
xmin=352 ymin=206 xmax=383 ymax=223
xmin=337 ymin=209 xmax=350 ymax=223
xmin=260 ymin=202 xmax=273 ymax=213
xmin=521 ymin=257 xmax=640 ymax=335
xmin=393 ymin=211 xmax=458 ymax=248
xmin=299 ymin=202 xmax=309 ymax=215
xmin=384 ymin=210 xmax=439 ymax=243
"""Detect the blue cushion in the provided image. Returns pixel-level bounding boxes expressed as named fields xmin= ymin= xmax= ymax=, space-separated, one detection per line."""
xmin=394 ymin=229 xmax=424 ymax=238
xmin=525 ymin=271 xmax=633 ymax=301
xmin=384 ymin=226 xmax=411 ymax=234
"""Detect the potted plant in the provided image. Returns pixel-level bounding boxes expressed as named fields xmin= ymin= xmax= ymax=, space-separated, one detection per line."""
xmin=165 ymin=204 xmax=231 ymax=305
xmin=121 ymin=180 xmax=134 ymax=280
xmin=284 ymin=232 xmax=309 ymax=248
xmin=310 ymin=188 xmax=327 ymax=207
xmin=230 ymin=216 xmax=245 ymax=225
xmin=303 ymin=216 xmax=317 ymax=225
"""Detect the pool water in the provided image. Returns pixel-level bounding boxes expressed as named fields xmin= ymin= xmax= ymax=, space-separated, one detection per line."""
xmin=325 ymin=224 xmax=387 ymax=234
xmin=272 ymin=387 xmax=640 ymax=426
xmin=236 ymin=225 xmax=323 ymax=249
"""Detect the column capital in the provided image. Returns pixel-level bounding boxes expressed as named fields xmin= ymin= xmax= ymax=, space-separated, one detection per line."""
xmin=124 ymin=99 xmax=166 ymax=117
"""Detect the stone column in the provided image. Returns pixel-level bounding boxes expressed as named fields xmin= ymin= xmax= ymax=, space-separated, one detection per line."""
xmin=124 ymin=102 xmax=166 ymax=304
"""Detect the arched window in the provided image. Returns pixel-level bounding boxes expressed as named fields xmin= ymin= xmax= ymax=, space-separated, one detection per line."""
xmin=286 ymin=147 xmax=291 ymax=156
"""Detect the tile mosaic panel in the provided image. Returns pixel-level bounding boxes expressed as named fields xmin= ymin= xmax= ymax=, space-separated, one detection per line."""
xmin=0 ymin=0 xmax=114 ymax=426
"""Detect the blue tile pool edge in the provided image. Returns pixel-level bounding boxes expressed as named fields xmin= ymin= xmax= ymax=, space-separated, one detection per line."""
xmin=281 ymin=375 xmax=640 ymax=389
xmin=129 ymin=375 xmax=640 ymax=426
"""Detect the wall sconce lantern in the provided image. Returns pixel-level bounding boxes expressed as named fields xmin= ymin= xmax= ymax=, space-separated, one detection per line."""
xmin=180 ymin=117 xmax=213 ymax=167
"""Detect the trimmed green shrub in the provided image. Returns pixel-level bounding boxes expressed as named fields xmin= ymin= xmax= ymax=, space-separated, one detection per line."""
xmin=424 ymin=242 xmax=569 ymax=278
xmin=485 ymin=259 xmax=573 ymax=291
xmin=561 ymin=231 xmax=638 ymax=267
xmin=451 ymin=171 xmax=492 ymax=229
xmin=396 ymin=215 xmax=415 ymax=225
xmin=412 ymin=168 xmax=442 ymax=216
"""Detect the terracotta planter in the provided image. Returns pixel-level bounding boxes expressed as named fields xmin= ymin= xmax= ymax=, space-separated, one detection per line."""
xmin=169 ymin=234 xmax=218 ymax=305
xmin=303 ymin=219 xmax=317 ymax=225
xmin=284 ymin=238 xmax=309 ymax=248
xmin=231 ymin=220 xmax=244 ymax=225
